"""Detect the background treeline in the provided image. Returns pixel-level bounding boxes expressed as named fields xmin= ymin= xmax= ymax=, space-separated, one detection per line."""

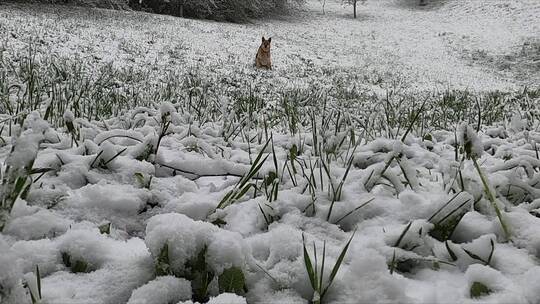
xmin=15 ymin=0 xmax=304 ymax=22
xmin=131 ymin=0 xmax=304 ymax=22
xmin=13 ymin=0 xmax=130 ymax=10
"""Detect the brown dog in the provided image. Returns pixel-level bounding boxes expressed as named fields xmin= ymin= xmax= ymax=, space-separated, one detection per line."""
xmin=255 ymin=36 xmax=272 ymax=69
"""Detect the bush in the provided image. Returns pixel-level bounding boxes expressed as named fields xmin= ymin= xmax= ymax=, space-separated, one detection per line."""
xmin=133 ymin=0 xmax=304 ymax=22
xmin=11 ymin=0 xmax=129 ymax=9
xmin=7 ymin=0 xmax=302 ymax=22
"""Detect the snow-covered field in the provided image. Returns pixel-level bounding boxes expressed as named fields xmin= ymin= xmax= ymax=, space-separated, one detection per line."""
xmin=1 ymin=0 xmax=540 ymax=303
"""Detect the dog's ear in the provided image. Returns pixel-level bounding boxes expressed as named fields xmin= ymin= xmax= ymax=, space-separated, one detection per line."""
xmin=268 ymin=37 xmax=272 ymax=43
xmin=262 ymin=36 xmax=265 ymax=42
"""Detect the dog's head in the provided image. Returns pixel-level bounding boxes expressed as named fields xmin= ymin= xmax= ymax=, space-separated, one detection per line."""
xmin=260 ymin=36 xmax=272 ymax=52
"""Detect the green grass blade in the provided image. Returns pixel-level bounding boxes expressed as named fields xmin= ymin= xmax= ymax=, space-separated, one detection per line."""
xmin=394 ymin=221 xmax=412 ymax=248
xmin=302 ymin=233 xmax=318 ymax=290
xmin=321 ymin=230 xmax=356 ymax=297
xmin=36 ymin=265 xmax=41 ymax=299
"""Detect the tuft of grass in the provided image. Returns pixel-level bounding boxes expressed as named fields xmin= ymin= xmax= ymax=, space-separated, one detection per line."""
xmin=24 ymin=265 xmax=42 ymax=304
xmin=334 ymin=197 xmax=375 ymax=225
xmin=216 ymin=138 xmax=270 ymax=210
xmin=317 ymin=142 xmax=359 ymax=222
xmin=155 ymin=242 xmax=172 ymax=276
xmin=393 ymin=221 xmax=412 ymax=248
xmin=302 ymin=231 xmax=355 ymax=304
xmin=98 ymin=222 xmax=111 ymax=235
xmin=61 ymin=252 xmax=90 ymax=273
xmin=428 ymin=192 xmax=472 ymax=241
xmin=471 ymin=157 xmax=511 ymax=240
xmin=463 ymin=239 xmax=495 ymax=266
xmin=460 ymin=125 xmax=510 ymax=240
xmin=218 ymin=267 xmax=247 ymax=295
xmin=0 ymin=132 xmax=42 ymax=231
xmin=187 ymin=246 xmax=215 ymax=303
xmin=470 ymin=281 xmax=492 ymax=298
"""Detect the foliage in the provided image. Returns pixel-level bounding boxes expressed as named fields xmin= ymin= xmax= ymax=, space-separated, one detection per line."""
xmin=135 ymin=0 xmax=304 ymax=22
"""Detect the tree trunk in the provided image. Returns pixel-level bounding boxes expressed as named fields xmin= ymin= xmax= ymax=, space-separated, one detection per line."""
xmin=353 ymin=0 xmax=357 ymax=18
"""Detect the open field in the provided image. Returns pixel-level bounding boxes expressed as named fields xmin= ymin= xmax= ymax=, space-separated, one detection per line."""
xmin=1 ymin=0 xmax=540 ymax=303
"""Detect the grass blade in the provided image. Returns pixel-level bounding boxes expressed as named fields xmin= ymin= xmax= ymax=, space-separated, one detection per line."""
xmin=321 ymin=230 xmax=356 ymax=297
xmin=302 ymin=233 xmax=318 ymax=290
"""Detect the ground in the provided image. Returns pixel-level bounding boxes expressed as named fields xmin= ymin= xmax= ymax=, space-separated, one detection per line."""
xmin=2 ymin=0 xmax=539 ymax=91
xmin=1 ymin=0 xmax=540 ymax=304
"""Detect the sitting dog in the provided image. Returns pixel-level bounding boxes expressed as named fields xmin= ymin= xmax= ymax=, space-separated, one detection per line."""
xmin=255 ymin=36 xmax=272 ymax=69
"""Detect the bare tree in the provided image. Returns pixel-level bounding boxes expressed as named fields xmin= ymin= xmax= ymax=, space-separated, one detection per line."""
xmin=344 ymin=0 xmax=365 ymax=19
xmin=320 ymin=0 xmax=326 ymax=14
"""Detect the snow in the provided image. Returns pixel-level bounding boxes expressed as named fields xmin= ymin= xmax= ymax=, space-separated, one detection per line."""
xmin=0 ymin=237 xmax=26 ymax=304
xmin=145 ymin=213 xmax=217 ymax=275
xmin=338 ymin=248 xmax=409 ymax=303
xmin=206 ymin=293 xmax=247 ymax=304
xmin=127 ymin=276 xmax=192 ymax=304
xmin=145 ymin=213 xmax=249 ymax=276
xmin=464 ymin=264 xmax=527 ymax=303
xmin=206 ymin=229 xmax=249 ymax=274
xmin=66 ymin=183 xmax=149 ymax=215
xmin=5 ymin=131 xmax=42 ymax=169
xmin=1 ymin=0 xmax=539 ymax=94
xmin=41 ymin=262 xmax=154 ymax=304
xmin=159 ymin=102 xmax=176 ymax=119
xmin=34 ymin=229 xmax=153 ymax=304
xmin=63 ymin=110 xmax=75 ymax=123
xmin=0 ymin=0 xmax=539 ymax=303
xmin=11 ymin=238 xmax=59 ymax=276
xmin=458 ymin=123 xmax=484 ymax=159
xmin=4 ymin=204 xmax=72 ymax=240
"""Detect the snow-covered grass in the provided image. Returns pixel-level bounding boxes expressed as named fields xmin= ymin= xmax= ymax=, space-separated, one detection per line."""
xmin=1 ymin=0 xmax=540 ymax=303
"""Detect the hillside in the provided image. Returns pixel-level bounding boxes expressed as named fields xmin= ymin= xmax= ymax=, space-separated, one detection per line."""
xmin=1 ymin=1 xmax=540 ymax=304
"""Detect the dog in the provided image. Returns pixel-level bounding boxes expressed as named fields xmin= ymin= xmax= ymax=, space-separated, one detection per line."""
xmin=255 ymin=36 xmax=272 ymax=69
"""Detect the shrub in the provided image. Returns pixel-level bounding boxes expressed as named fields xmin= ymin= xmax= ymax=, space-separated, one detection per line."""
xmin=12 ymin=0 xmax=130 ymax=9
xmin=135 ymin=0 xmax=304 ymax=22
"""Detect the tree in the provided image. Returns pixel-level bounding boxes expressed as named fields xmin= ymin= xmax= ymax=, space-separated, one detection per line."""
xmin=344 ymin=0 xmax=365 ymax=19
xmin=134 ymin=0 xmax=303 ymax=22
xmin=319 ymin=0 xmax=326 ymax=14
